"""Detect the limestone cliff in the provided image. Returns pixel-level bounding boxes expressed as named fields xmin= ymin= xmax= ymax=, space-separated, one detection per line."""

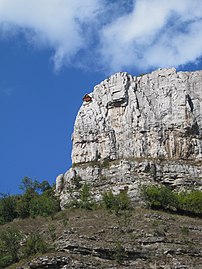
xmin=56 ymin=68 xmax=202 ymax=208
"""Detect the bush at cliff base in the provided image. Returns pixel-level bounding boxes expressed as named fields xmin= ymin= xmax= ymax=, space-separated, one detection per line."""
xmin=142 ymin=185 xmax=202 ymax=216
xmin=177 ymin=190 xmax=202 ymax=215
xmin=102 ymin=190 xmax=131 ymax=214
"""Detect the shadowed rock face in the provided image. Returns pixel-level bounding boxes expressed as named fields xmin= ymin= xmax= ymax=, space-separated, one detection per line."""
xmin=56 ymin=68 xmax=202 ymax=208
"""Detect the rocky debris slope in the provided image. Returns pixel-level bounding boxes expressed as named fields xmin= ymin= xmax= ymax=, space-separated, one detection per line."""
xmin=15 ymin=209 xmax=202 ymax=269
xmin=56 ymin=68 xmax=202 ymax=208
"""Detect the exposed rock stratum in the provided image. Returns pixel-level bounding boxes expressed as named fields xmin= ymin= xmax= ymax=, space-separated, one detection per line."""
xmin=56 ymin=68 xmax=202 ymax=208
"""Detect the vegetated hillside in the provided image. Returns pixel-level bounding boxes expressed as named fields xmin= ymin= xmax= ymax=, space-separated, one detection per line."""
xmin=1 ymin=206 xmax=202 ymax=269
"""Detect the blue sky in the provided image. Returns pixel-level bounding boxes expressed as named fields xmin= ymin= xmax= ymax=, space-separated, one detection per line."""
xmin=1 ymin=0 xmax=202 ymax=194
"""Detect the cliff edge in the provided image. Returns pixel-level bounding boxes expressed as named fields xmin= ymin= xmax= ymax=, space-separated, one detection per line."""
xmin=56 ymin=68 xmax=202 ymax=208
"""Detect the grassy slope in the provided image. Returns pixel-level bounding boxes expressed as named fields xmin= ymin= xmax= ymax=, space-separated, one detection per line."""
xmin=1 ymin=207 xmax=202 ymax=269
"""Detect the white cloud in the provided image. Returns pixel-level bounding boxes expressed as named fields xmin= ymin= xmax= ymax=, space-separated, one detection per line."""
xmin=0 ymin=0 xmax=102 ymax=70
xmin=0 ymin=0 xmax=202 ymax=72
xmin=99 ymin=0 xmax=202 ymax=72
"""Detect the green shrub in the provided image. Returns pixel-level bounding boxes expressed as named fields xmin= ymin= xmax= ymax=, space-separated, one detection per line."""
xmin=142 ymin=185 xmax=202 ymax=216
xmin=48 ymin=224 xmax=57 ymax=241
xmin=177 ymin=190 xmax=202 ymax=215
xmin=0 ymin=178 xmax=60 ymax=224
xmin=72 ymin=176 xmax=82 ymax=190
xmin=78 ymin=183 xmax=96 ymax=209
xmin=102 ymin=190 xmax=131 ymax=214
xmin=142 ymin=185 xmax=178 ymax=211
xmin=180 ymin=226 xmax=189 ymax=236
xmin=113 ymin=241 xmax=125 ymax=264
xmin=16 ymin=191 xmax=34 ymax=218
xmin=29 ymin=190 xmax=60 ymax=217
xmin=102 ymin=190 xmax=117 ymax=210
xmin=16 ymin=180 xmax=60 ymax=219
xmin=66 ymin=183 xmax=95 ymax=210
xmin=118 ymin=190 xmax=131 ymax=211
xmin=0 ymin=255 xmax=12 ymax=268
xmin=0 ymin=228 xmax=23 ymax=264
xmin=0 ymin=194 xmax=18 ymax=224
xmin=80 ymin=183 xmax=91 ymax=204
xmin=22 ymin=233 xmax=48 ymax=257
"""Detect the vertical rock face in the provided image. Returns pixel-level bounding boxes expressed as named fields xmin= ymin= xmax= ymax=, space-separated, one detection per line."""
xmin=56 ymin=68 xmax=202 ymax=208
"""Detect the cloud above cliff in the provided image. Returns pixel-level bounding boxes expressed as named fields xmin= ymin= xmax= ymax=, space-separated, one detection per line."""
xmin=100 ymin=0 xmax=202 ymax=72
xmin=0 ymin=0 xmax=202 ymax=72
xmin=0 ymin=0 xmax=102 ymax=71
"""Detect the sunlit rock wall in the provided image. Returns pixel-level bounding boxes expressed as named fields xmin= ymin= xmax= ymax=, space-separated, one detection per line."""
xmin=56 ymin=68 xmax=202 ymax=208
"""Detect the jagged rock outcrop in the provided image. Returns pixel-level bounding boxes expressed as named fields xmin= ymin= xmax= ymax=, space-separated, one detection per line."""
xmin=56 ymin=68 xmax=202 ymax=208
